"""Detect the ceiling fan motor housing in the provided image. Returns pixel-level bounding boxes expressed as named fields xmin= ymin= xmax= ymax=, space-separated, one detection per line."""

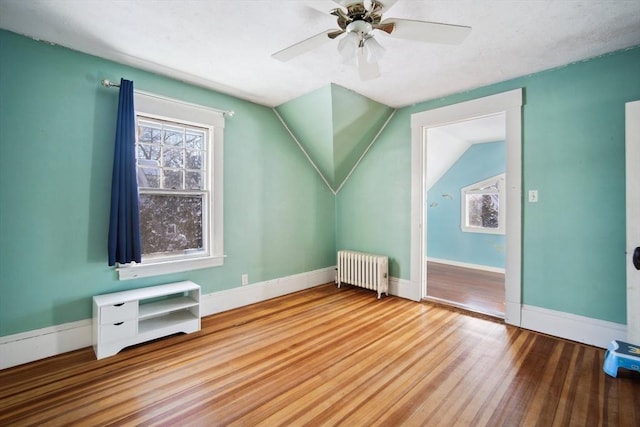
xmin=333 ymin=1 xmax=385 ymax=32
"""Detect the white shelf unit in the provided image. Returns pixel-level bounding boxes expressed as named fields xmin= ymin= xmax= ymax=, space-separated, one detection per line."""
xmin=93 ymin=281 xmax=200 ymax=359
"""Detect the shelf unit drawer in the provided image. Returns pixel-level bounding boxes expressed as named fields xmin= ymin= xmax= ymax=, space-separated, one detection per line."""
xmin=99 ymin=320 xmax=137 ymax=343
xmin=100 ymin=301 xmax=137 ymax=324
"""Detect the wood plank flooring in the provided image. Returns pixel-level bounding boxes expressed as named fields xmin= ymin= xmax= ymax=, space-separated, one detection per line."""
xmin=1 ymin=283 xmax=638 ymax=426
xmin=427 ymin=261 xmax=505 ymax=317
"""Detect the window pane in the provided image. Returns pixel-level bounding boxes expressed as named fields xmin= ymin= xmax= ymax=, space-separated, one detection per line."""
xmin=163 ymin=169 xmax=183 ymax=189
xmin=481 ymin=194 xmax=499 ymax=228
xmin=139 ymin=194 xmax=203 ymax=256
xmin=466 ymin=194 xmax=484 ymax=227
xmin=186 ymin=150 xmax=203 ymax=170
xmin=164 ymin=126 xmax=184 ymax=146
xmin=138 ymin=167 xmax=160 ymax=188
xmin=163 ymin=147 xmax=184 ymax=168
xmin=138 ymin=124 xmax=162 ymax=144
xmin=186 ymin=171 xmax=203 ymax=190
xmin=137 ymin=144 xmax=161 ymax=163
xmin=467 ymin=193 xmax=499 ymax=229
xmin=186 ymin=131 xmax=204 ymax=149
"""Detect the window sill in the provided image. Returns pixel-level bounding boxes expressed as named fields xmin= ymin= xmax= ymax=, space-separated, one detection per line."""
xmin=117 ymin=255 xmax=224 ymax=280
xmin=460 ymin=226 xmax=505 ymax=235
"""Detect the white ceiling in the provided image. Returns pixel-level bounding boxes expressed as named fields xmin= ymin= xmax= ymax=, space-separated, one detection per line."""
xmin=425 ymin=113 xmax=505 ymax=190
xmin=432 ymin=113 xmax=505 ymax=145
xmin=1 ymin=0 xmax=639 ymax=108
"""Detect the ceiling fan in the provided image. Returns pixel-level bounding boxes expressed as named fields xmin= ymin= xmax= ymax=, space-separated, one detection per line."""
xmin=272 ymin=0 xmax=471 ymax=81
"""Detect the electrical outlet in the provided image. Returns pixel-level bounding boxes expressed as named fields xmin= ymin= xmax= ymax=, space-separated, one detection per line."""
xmin=528 ymin=190 xmax=539 ymax=203
xmin=241 ymin=274 xmax=248 ymax=285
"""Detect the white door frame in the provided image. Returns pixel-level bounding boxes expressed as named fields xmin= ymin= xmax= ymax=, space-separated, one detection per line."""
xmin=410 ymin=89 xmax=523 ymax=326
xmin=626 ymin=100 xmax=640 ymax=343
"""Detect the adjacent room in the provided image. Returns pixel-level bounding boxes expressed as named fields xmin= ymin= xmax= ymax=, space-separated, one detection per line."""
xmin=424 ymin=114 xmax=507 ymax=317
xmin=1 ymin=0 xmax=639 ymax=425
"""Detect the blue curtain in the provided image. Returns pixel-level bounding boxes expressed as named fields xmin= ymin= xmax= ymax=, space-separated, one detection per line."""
xmin=108 ymin=79 xmax=141 ymax=266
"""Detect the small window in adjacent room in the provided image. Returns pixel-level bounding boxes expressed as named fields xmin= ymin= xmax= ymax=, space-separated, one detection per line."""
xmin=461 ymin=174 xmax=505 ymax=235
xmin=117 ymin=91 xmax=225 ymax=280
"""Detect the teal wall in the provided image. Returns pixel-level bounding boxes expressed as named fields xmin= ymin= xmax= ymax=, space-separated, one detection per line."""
xmin=427 ymin=141 xmax=506 ymax=268
xmin=1 ymin=28 xmax=638 ymax=337
xmin=274 ymin=85 xmax=335 ymax=188
xmin=337 ymin=46 xmax=640 ymax=324
xmin=330 ymin=85 xmax=394 ymax=189
xmin=275 ymin=84 xmax=393 ymax=192
xmin=0 ymin=31 xmax=336 ymax=336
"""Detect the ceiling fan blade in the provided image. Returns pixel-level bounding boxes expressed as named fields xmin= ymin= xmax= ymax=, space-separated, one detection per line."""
xmin=272 ymin=30 xmax=335 ymax=62
xmin=332 ymin=0 xmax=357 ymax=7
xmin=382 ymin=18 xmax=471 ymax=45
xmin=372 ymin=0 xmax=399 ymax=13
xmin=332 ymin=0 xmax=398 ymax=9
xmin=356 ymin=49 xmax=380 ymax=81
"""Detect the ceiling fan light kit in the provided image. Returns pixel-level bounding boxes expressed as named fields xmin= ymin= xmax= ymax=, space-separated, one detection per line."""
xmin=338 ymin=31 xmax=359 ymax=64
xmin=272 ymin=0 xmax=471 ymax=80
xmin=363 ymin=35 xmax=385 ymax=63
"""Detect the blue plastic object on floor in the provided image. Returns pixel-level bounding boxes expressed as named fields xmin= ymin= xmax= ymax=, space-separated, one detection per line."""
xmin=603 ymin=340 xmax=640 ymax=378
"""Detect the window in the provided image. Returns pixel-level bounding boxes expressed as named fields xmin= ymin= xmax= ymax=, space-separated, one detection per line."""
xmin=461 ymin=174 xmax=505 ymax=235
xmin=136 ymin=118 xmax=206 ymax=257
xmin=118 ymin=91 xmax=224 ymax=280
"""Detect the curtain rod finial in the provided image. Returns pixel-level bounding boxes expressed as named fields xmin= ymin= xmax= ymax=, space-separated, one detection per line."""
xmin=101 ymin=79 xmax=120 ymax=88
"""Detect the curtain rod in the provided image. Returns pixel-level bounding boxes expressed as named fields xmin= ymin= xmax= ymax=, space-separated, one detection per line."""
xmin=100 ymin=79 xmax=235 ymax=118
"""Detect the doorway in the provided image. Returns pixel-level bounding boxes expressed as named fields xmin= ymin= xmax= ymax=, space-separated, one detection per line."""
xmin=410 ymin=89 xmax=523 ymax=326
xmin=424 ymin=114 xmax=506 ymax=317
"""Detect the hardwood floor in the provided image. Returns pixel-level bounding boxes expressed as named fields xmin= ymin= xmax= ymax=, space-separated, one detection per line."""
xmin=427 ymin=261 xmax=505 ymax=317
xmin=1 ymin=283 xmax=638 ymax=426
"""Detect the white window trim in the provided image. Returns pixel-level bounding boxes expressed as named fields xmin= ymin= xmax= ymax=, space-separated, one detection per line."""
xmin=117 ymin=90 xmax=224 ymax=280
xmin=460 ymin=173 xmax=505 ymax=235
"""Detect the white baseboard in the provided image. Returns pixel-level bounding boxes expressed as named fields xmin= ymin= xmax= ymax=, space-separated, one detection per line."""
xmin=521 ymin=304 xmax=627 ymax=349
xmin=427 ymin=257 xmax=505 ymax=274
xmin=0 ymin=319 xmax=92 ymax=370
xmin=200 ymin=266 xmax=336 ymax=316
xmin=0 ymin=266 xmax=337 ymax=370
xmin=389 ymin=276 xmax=421 ymax=301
